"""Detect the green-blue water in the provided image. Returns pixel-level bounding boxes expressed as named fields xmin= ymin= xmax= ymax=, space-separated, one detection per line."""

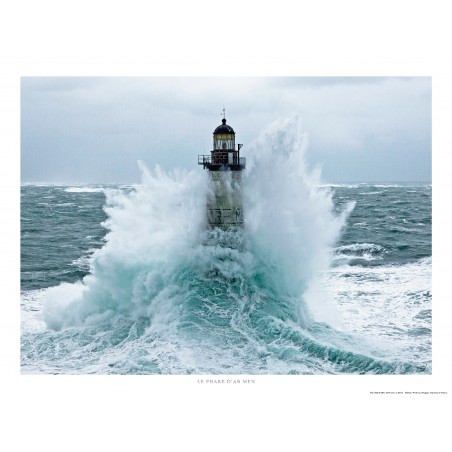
xmin=20 ymin=119 xmax=431 ymax=375
xmin=20 ymin=181 xmax=431 ymax=374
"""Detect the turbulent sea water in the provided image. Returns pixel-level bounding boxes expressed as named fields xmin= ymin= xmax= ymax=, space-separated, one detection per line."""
xmin=20 ymin=118 xmax=432 ymax=374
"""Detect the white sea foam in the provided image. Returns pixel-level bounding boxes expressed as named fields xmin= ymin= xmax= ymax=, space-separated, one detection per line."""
xmin=65 ymin=187 xmax=105 ymax=193
xmin=359 ymin=191 xmax=383 ymax=195
xmin=326 ymin=257 xmax=431 ymax=359
xmin=43 ymin=116 xmax=352 ymax=330
xmin=244 ymin=116 xmax=354 ymax=319
xmin=71 ymin=248 xmax=99 ymax=270
xmin=44 ymin=163 xmax=208 ymax=329
xmin=333 ymin=243 xmax=385 ymax=261
xmin=21 ymin=289 xmax=48 ymax=333
xmin=371 ymin=183 xmax=430 ymax=188
xmin=22 ymin=115 xmax=431 ymax=374
xmin=321 ymin=183 xmax=363 ymax=189
xmin=335 ymin=243 xmax=383 ymax=253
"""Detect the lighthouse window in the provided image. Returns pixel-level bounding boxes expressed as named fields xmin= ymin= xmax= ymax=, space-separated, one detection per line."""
xmin=214 ymin=136 xmax=235 ymax=150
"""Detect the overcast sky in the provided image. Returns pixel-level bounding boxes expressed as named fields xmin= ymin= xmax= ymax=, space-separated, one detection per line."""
xmin=21 ymin=77 xmax=431 ymax=184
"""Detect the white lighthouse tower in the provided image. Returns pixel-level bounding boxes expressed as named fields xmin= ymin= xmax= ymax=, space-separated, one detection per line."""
xmin=198 ymin=113 xmax=245 ymax=228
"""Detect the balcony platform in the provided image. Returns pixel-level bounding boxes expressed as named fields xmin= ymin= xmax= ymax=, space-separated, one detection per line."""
xmin=198 ymin=155 xmax=246 ymax=171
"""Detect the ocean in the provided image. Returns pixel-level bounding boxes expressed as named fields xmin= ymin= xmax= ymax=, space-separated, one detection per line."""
xmin=20 ymin=118 xmax=432 ymax=375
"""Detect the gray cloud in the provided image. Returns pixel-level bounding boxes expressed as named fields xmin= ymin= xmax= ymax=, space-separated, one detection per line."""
xmin=21 ymin=77 xmax=431 ymax=183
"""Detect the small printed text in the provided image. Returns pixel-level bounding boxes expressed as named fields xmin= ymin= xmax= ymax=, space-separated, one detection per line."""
xmin=197 ymin=379 xmax=256 ymax=384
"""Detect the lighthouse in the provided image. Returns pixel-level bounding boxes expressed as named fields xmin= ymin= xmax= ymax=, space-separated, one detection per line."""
xmin=198 ymin=113 xmax=245 ymax=228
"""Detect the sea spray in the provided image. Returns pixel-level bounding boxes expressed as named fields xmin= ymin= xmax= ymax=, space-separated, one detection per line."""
xmin=244 ymin=116 xmax=354 ymax=320
xmin=44 ymin=116 xmax=350 ymax=331
xmin=29 ymin=116 xmax=429 ymax=374
xmin=44 ymin=163 xmax=208 ymax=330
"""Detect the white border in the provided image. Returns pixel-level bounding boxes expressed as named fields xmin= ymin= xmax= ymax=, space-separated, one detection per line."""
xmin=1 ymin=1 xmax=450 ymax=449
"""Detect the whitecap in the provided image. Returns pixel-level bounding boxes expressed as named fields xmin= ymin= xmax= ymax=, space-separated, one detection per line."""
xmin=65 ymin=187 xmax=105 ymax=193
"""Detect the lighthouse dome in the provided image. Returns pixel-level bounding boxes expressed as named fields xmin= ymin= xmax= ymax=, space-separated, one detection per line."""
xmin=214 ymin=118 xmax=235 ymax=134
